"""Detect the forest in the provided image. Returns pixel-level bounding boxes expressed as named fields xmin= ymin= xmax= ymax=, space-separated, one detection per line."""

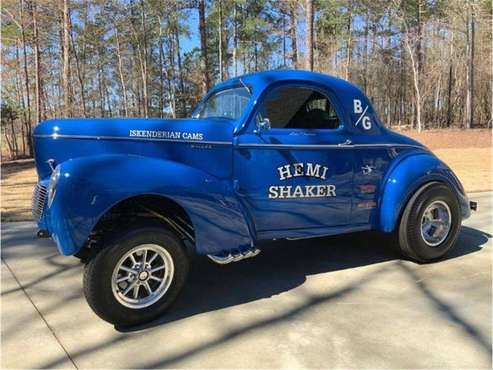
xmin=1 ymin=0 xmax=492 ymax=159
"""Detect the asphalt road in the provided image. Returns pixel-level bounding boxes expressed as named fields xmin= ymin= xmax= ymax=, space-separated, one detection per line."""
xmin=1 ymin=192 xmax=491 ymax=369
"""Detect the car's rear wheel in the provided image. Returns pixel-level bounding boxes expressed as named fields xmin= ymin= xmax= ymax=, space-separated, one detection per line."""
xmin=397 ymin=183 xmax=461 ymax=262
xmin=83 ymin=225 xmax=189 ymax=327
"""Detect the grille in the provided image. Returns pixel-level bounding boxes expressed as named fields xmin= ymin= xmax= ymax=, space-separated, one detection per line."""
xmin=32 ymin=183 xmax=48 ymax=221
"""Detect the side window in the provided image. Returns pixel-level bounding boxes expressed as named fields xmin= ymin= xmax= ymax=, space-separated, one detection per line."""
xmin=257 ymin=86 xmax=340 ymax=130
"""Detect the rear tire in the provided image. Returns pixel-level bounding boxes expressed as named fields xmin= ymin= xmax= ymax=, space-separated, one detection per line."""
xmin=83 ymin=225 xmax=189 ymax=326
xmin=397 ymin=183 xmax=461 ymax=262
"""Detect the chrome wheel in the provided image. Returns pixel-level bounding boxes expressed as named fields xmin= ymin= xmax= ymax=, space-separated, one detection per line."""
xmin=420 ymin=200 xmax=452 ymax=247
xmin=111 ymin=244 xmax=174 ymax=309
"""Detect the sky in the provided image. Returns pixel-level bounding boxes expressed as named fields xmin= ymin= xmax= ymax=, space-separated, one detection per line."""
xmin=177 ymin=7 xmax=305 ymax=72
xmin=180 ymin=11 xmax=200 ymax=54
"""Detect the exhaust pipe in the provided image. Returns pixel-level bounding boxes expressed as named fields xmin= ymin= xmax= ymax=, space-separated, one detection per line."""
xmin=207 ymin=248 xmax=260 ymax=265
xmin=37 ymin=229 xmax=50 ymax=238
xmin=470 ymin=201 xmax=478 ymax=211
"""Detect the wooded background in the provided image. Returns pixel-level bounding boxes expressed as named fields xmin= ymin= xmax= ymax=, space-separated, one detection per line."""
xmin=1 ymin=0 xmax=492 ymax=159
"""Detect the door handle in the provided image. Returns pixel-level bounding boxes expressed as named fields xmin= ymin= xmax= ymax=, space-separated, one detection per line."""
xmin=338 ymin=139 xmax=353 ymax=146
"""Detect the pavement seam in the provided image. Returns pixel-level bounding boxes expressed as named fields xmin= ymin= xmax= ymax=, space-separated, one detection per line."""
xmin=1 ymin=257 xmax=79 ymax=369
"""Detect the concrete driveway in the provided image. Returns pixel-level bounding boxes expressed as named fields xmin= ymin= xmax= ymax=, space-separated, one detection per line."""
xmin=1 ymin=192 xmax=491 ymax=369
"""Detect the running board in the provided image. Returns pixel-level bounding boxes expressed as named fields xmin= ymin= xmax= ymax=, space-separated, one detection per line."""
xmin=207 ymin=248 xmax=261 ymax=264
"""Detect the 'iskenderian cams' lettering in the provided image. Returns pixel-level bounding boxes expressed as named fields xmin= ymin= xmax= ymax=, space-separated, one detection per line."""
xmin=129 ymin=130 xmax=203 ymax=141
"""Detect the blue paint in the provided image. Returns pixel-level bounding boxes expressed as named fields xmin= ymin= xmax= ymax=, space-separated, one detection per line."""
xmin=32 ymin=70 xmax=470 ymax=256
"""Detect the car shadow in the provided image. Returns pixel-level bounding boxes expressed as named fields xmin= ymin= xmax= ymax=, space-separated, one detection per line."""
xmin=117 ymin=225 xmax=491 ymax=333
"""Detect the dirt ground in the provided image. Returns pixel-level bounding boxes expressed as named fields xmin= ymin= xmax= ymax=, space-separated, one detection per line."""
xmin=396 ymin=129 xmax=491 ymax=194
xmin=1 ymin=161 xmax=38 ymax=222
xmin=1 ymin=129 xmax=491 ymax=221
xmin=398 ymin=128 xmax=491 ymax=149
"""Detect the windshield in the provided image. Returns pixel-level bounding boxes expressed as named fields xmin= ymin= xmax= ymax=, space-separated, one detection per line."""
xmin=194 ymin=86 xmax=251 ymax=120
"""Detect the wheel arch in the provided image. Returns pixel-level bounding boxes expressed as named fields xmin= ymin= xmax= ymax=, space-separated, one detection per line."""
xmin=378 ymin=152 xmax=467 ymax=233
xmin=89 ymin=193 xmax=196 ymax=248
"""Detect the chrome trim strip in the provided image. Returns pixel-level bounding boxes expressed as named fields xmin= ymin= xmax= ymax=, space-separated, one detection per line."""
xmin=33 ymin=133 xmax=423 ymax=150
xmin=207 ymin=248 xmax=261 ymax=264
xmin=236 ymin=143 xmax=423 ymax=150
xmin=33 ymin=133 xmax=232 ymax=146
xmin=32 ymin=183 xmax=47 ymax=222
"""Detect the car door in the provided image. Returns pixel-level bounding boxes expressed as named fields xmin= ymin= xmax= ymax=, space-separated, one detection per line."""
xmin=233 ymin=83 xmax=354 ymax=238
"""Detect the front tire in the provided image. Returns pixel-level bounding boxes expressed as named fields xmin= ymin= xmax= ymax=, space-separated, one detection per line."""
xmin=83 ymin=225 xmax=189 ymax=326
xmin=398 ymin=183 xmax=461 ymax=262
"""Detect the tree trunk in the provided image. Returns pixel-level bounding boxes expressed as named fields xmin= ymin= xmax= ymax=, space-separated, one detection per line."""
xmin=13 ymin=39 xmax=24 ymax=155
xmin=305 ymin=0 xmax=314 ymax=71
xmin=31 ymin=1 xmax=43 ymax=123
xmin=282 ymin=13 xmax=287 ymax=67
xmin=233 ymin=3 xmax=238 ymax=76
xmin=289 ymin=1 xmax=298 ymax=68
xmin=140 ymin=0 xmax=149 ymax=117
xmin=105 ymin=82 xmax=112 ymax=117
xmin=3 ymin=124 xmax=15 ymax=159
xmin=218 ymin=0 xmax=223 ymax=81
xmin=166 ymin=29 xmax=177 ymax=118
xmin=174 ymin=24 xmax=186 ymax=116
xmin=97 ymin=56 xmax=105 ymax=117
xmin=345 ymin=3 xmax=352 ymax=80
xmin=70 ymin=21 xmax=87 ymax=117
xmin=404 ymin=35 xmax=422 ymax=132
xmin=469 ymin=6 xmax=475 ymax=128
xmin=198 ymin=0 xmax=210 ymax=94
xmin=158 ymin=19 xmax=165 ymax=118
xmin=20 ymin=0 xmax=33 ymax=156
xmin=254 ymin=31 xmax=258 ymax=71
xmin=363 ymin=13 xmax=369 ymax=93
xmin=416 ymin=0 xmax=424 ymax=76
xmin=61 ymin=0 xmax=71 ymax=117
xmin=115 ymin=27 xmax=129 ymax=117
xmin=399 ymin=33 xmax=406 ymax=128
xmin=398 ymin=3 xmax=422 ymax=132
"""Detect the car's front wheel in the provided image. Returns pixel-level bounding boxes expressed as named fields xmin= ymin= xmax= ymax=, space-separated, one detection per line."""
xmin=83 ymin=225 xmax=189 ymax=327
xmin=397 ymin=183 xmax=461 ymax=262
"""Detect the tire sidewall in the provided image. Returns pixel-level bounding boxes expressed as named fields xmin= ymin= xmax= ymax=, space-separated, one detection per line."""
xmin=405 ymin=184 xmax=461 ymax=261
xmin=84 ymin=226 xmax=189 ymax=326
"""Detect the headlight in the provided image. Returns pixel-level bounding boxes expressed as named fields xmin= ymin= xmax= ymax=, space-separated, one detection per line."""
xmin=47 ymin=166 xmax=60 ymax=208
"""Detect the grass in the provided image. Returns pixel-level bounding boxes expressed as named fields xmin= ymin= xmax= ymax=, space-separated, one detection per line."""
xmin=1 ymin=129 xmax=491 ymax=222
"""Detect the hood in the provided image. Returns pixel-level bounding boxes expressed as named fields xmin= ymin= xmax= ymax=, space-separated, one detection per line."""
xmin=33 ymin=117 xmax=234 ymax=141
xmin=33 ymin=117 xmax=235 ymax=179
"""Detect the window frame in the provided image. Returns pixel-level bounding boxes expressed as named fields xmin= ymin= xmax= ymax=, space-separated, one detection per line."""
xmin=193 ymin=85 xmax=252 ymax=121
xmin=252 ymin=82 xmax=346 ymax=133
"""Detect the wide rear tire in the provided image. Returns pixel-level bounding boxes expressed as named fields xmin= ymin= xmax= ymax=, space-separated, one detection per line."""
xmin=83 ymin=225 xmax=189 ymax=327
xmin=397 ymin=183 xmax=461 ymax=262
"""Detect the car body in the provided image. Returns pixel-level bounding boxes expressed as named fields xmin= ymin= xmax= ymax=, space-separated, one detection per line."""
xmin=32 ymin=70 xmax=475 ymax=325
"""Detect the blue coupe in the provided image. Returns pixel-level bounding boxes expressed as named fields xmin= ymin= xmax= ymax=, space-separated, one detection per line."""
xmin=32 ymin=70 xmax=475 ymax=326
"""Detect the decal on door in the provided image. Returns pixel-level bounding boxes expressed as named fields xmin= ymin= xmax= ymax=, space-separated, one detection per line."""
xmin=353 ymin=99 xmax=372 ymax=130
xmin=268 ymin=163 xmax=337 ymax=199
xmin=129 ymin=129 xmax=204 ymax=141
xmin=361 ymin=164 xmax=376 ymax=175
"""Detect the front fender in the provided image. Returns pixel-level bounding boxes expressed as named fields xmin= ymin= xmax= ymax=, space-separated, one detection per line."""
xmin=378 ymin=152 xmax=469 ymax=233
xmin=47 ymin=154 xmax=253 ymax=256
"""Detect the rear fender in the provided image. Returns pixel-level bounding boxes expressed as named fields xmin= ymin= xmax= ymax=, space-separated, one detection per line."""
xmin=378 ymin=152 xmax=469 ymax=233
xmin=47 ymin=154 xmax=253 ymax=256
